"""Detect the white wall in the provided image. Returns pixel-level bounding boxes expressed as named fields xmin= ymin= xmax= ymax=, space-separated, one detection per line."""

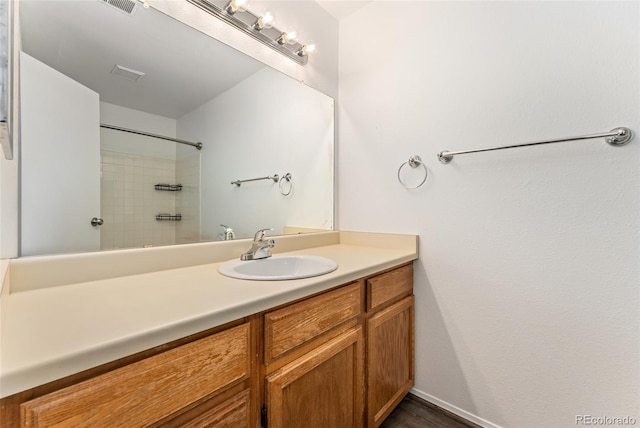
xmin=177 ymin=67 xmax=334 ymax=240
xmin=339 ymin=2 xmax=639 ymax=428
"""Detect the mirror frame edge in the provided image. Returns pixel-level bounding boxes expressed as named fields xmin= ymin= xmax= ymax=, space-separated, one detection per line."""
xmin=1 ymin=0 xmax=16 ymax=160
xmin=1 ymin=0 xmax=19 ymax=259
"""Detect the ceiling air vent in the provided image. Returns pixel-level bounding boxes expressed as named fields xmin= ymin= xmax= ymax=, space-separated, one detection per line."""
xmin=100 ymin=0 xmax=138 ymax=16
xmin=110 ymin=64 xmax=145 ymax=82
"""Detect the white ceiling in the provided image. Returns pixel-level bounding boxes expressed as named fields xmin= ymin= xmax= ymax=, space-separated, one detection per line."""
xmin=19 ymin=0 xmax=265 ymax=119
xmin=315 ymin=0 xmax=372 ymax=21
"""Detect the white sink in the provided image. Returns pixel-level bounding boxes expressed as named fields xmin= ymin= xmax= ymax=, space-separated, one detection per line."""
xmin=218 ymin=255 xmax=338 ymax=281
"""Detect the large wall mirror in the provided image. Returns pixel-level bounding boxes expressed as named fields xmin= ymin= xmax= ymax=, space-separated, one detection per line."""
xmin=18 ymin=0 xmax=334 ymax=257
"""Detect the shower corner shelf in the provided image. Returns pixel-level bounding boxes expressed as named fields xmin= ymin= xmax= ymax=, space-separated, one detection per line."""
xmin=155 ymin=214 xmax=182 ymax=221
xmin=155 ymin=184 xmax=183 ymax=191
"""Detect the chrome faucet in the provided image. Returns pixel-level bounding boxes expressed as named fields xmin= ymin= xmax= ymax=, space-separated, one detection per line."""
xmin=218 ymin=224 xmax=235 ymax=241
xmin=240 ymin=228 xmax=275 ymax=261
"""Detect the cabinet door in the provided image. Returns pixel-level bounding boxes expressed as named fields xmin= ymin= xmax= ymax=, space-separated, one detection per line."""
xmin=265 ymin=328 xmax=364 ymax=428
xmin=367 ymin=296 xmax=414 ymax=428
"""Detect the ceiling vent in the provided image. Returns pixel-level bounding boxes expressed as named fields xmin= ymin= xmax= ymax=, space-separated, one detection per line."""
xmin=110 ymin=64 xmax=145 ymax=82
xmin=100 ymin=0 xmax=138 ymax=16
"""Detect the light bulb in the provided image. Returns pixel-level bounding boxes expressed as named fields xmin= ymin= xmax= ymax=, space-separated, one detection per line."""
xmin=277 ymin=29 xmax=297 ymax=45
xmin=225 ymin=0 xmax=248 ymax=15
xmin=297 ymin=44 xmax=316 ymax=56
xmin=285 ymin=30 xmax=298 ymax=44
xmin=252 ymin=11 xmax=275 ymax=31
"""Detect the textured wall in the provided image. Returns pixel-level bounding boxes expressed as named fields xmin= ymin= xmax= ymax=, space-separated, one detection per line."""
xmin=339 ymin=2 xmax=639 ymax=427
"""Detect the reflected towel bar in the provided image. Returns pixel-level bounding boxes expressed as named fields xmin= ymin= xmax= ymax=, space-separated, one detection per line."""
xmin=100 ymin=124 xmax=203 ymax=150
xmin=155 ymin=214 xmax=182 ymax=221
xmin=231 ymin=174 xmax=280 ymax=187
xmin=437 ymin=127 xmax=633 ymax=164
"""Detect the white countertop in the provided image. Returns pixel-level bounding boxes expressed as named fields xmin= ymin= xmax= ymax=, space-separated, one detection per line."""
xmin=0 ymin=231 xmax=417 ymax=398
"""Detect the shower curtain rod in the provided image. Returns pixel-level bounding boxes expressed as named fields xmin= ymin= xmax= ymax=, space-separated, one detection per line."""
xmin=437 ymin=127 xmax=632 ymax=164
xmin=100 ymin=124 xmax=203 ymax=150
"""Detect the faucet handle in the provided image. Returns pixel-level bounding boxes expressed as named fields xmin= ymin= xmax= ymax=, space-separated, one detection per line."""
xmin=254 ymin=228 xmax=274 ymax=241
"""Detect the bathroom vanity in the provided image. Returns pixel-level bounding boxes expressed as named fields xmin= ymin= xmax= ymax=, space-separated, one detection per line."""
xmin=0 ymin=231 xmax=417 ymax=427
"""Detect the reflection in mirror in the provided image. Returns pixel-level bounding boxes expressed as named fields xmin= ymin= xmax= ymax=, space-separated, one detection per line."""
xmin=18 ymin=0 xmax=334 ymax=257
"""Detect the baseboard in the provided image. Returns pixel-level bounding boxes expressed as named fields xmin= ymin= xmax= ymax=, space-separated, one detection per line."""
xmin=409 ymin=388 xmax=504 ymax=428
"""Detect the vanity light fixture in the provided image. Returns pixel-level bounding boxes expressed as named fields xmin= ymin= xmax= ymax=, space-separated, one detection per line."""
xmin=187 ymin=0 xmax=313 ymax=65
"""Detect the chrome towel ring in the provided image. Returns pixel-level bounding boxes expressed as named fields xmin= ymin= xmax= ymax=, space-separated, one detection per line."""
xmin=279 ymin=173 xmax=292 ymax=196
xmin=397 ymin=155 xmax=427 ymax=189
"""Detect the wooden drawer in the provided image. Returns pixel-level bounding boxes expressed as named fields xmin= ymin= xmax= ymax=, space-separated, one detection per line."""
xmin=20 ymin=322 xmax=251 ymax=427
xmin=264 ymin=282 xmax=362 ymax=364
xmin=367 ymin=264 xmax=413 ymax=311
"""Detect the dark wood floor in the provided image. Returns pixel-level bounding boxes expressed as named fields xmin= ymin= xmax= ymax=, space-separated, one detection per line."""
xmin=380 ymin=394 xmax=479 ymax=428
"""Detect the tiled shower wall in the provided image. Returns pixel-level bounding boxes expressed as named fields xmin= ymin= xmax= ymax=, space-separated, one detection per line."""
xmin=175 ymin=147 xmax=201 ymax=245
xmin=100 ymin=150 xmax=179 ymax=250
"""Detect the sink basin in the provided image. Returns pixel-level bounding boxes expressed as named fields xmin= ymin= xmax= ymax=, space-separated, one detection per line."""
xmin=218 ymin=255 xmax=338 ymax=281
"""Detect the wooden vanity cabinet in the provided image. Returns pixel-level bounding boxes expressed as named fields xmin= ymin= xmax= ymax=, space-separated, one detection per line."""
xmin=262 ymin=282 xmax=364 ymax=428
xmin=261 ymin=263 xmax=414 ymax=428
xmin=366 ymin=264 xmax=415 ymax=428
xmin=0 ymin=263 xmax=414 ymax=428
